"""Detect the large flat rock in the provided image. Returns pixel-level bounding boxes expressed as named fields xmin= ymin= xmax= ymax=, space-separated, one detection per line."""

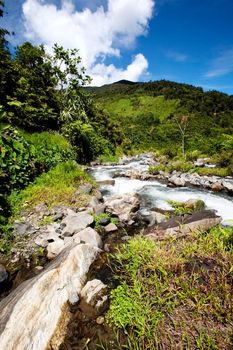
xmin=0 ymin=243 xmax=100 ymax=350
xmin=145 ymin=210 xmax=221 ymax=240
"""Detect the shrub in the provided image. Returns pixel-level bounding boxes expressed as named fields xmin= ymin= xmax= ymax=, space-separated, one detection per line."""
xmin=0 ymin=127 xmax=76 ymax=223
xmin=8 ymin=161 xmax=93 ymax=217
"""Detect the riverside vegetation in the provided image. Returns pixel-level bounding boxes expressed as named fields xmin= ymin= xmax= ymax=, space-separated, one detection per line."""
xmin=0 ymin=1 xmax=233 ymax=349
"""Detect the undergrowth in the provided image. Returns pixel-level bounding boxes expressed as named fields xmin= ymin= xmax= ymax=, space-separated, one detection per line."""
xmin=8 ymin=161 xmax=94 ymax=218
xmin=149 ymin=162 xmax=230 ymax=177
xmin=106 ymin=227 xmax=233 ymax=349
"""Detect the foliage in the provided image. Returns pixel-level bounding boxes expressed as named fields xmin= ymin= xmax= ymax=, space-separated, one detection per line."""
xmin=94 ymin=213 xmax=118 ymax=229
xmin=7 ymin=43 xmax=59 ymax=130
xmin=94 ymin=213 xmax=111 ymax=229
xmin=149 ymin=160 xmax=230 ymax=177
xmin=167 ymin=200 xmax=193 ymax=215
xmin=93 ymin=80 xmax=233 ymax=159
xmin=107 ymin=230 xmax=233 ymax=349
xmin=195 ymin=167 xmax=230 ymax=177
xmin=8 ymin=161 xmax=93 ymax=217
xmin=0 ymin=125 xmax=75 ymax=224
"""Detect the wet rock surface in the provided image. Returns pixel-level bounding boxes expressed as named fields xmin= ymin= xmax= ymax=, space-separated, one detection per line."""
xmin=145 ymin=210 xmax=222 ymax=241
xmin=104 ymin=193 xmax=140 ymax=224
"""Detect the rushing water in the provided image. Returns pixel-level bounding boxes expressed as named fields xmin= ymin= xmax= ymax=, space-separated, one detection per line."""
xmin=90 ymin=154 xmax=233 ymax=223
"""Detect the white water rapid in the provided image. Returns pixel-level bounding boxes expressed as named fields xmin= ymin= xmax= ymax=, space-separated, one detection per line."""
xmin=90 ymin=154 xmax=233 ymax=224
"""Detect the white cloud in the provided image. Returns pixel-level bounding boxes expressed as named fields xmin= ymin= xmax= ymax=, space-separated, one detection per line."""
xmin=22 ymin=0 xmax=154 ymax=85
xmin=91 ymin=53 xmax=149 ymax=85
xmin=205 ymin=47 xmax=233 ymax=78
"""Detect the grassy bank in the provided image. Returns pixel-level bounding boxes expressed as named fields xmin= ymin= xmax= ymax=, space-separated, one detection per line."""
xmin=149 ymin=161 xmax=231 ymax=177
xmin=0 ymin=161 xmax=93 ymax=254
xmin=106 ymin=227 xmax=233 ymax=349
xmin=8 ymin=161 xmax=94 ymax=217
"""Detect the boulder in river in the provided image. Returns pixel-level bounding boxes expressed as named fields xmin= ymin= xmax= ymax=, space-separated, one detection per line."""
xmin=104 ymin=193 xmax=140 ymax=224
xmin=146 ymin=210 xmax=221 ymax=241
xmin=184 ymin=198 xmax=205 ymax=211
xmin=97 ymin=179 xmax=115 ymax=186
xmin=0 ymin=243 xmax=100 ymax=350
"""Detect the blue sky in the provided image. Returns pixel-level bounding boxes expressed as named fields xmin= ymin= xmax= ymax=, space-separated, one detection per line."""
xmin=2 ymin=0 xmax=233 ymax=93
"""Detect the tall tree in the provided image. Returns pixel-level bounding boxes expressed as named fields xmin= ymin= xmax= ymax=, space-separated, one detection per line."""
xmin=7 ymin=42 xmax=59 ymax=130
xmin=0 ymin=0 xmax=14 ymax=107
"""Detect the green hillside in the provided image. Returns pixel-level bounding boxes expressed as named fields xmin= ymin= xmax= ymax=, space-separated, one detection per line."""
xmin=92 ymin=80 xmax=233 ymax=162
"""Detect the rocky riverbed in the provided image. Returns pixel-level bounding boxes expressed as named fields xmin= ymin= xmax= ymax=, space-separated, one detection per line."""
xmin=0 ymin=153 xmax=232 ymax=349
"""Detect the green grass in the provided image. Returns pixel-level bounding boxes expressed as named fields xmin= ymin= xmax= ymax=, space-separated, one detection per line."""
xmin=8 ymin=161 xmax=94 ymax=217
xmin=149 ymin=161 xmax=230 ymax=177
xmin=195 ymin=167 xmax=230 ymax=177
xmin=106 ymin=227 xmax=233 ymax=349
xmin=167 ymin=200 xmax=193 ymax=215
xmin=100 ymin=95 xmax=179 ymax=121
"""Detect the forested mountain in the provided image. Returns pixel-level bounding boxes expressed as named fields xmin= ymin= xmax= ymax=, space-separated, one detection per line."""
xmin=91 ymin=80 xmax=233 ymax=165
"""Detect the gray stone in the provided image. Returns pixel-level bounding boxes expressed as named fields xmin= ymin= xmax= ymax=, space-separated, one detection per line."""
xmin=61 ymin=209 xmax=94 ymax=237
xmin=153 ymin=212 xmax=167 ymax=224
xmin=222 ymin=180 xmax=233 ymax=193
xmin=169 ymin=175 xmax=186 ymax=187
xmin=94 ymin=204 xmax=106 ymax=216
xmin=78 ymin=183 xmax=93 ymax=194
xmin=104 ymin=243 xmax=111 ymax=252
xmin=80 ymin=279 xmax=108 ymax=316
xmin=104 ymin=193 xmax=140 ymax=223
xmin=97 ymin=179 xmax=115 ymax=186
xmin=35 ymin=236 xmax=49 ymax=248
xmin=73 ymin=227 xmax=103 ymax=249
xmin=121 ymin=235 xmax=131 ymax=241
xmin=104 ymin=223 xmax=118 ymax=233
xmin=33 ymin=266 xmax=44 ymax=275
xmin=13 ymin=221 xmax=37 ymax=236
xmin=0 ymin=264 xmax=8 ymax=284
xmin=99 ymin=217 xmax=110 ymax=226
xmin=47 ymin=239 xmax=65 ymax=260
xmin=95 ymin=190 xmax=103 ymax=201
xmin=63 ymin=237 xmax=74 ymax=246
xmin=89 ymin=196 xmax=100 ymax=208
xmin=146 ymin=210 xmax=221 ymax=241
xmin=53 ymin=213 xmax=63 ymax=222
xmin=137 ymin=209 xmax=156 ymax=226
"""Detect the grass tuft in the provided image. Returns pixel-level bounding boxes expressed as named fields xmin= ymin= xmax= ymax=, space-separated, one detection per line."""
xmin=106 ymin=227 xmax=233 ymax=349
xmin=8 ymin=161 xmax=94 ymax=217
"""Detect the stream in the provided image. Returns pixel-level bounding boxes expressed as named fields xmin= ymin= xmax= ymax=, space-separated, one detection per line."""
xmin=90 ymin=154 xmax=233 ymax=224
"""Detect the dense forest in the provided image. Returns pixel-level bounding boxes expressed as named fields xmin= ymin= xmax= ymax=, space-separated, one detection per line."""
xmin=92 ymin=79 xmax=233 ymax=164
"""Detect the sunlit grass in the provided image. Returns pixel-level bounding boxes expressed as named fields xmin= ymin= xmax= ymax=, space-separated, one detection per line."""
xmin=106 ymin=227 xmax=233 ymax=349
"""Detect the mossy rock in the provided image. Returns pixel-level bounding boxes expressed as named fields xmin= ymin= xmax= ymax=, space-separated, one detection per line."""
xmin=184 ymin=199 xmax=205 ymax=211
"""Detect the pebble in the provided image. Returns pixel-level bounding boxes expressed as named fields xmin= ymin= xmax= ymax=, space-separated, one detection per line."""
xmin=96 ymin=316 xmax=105 ymax=325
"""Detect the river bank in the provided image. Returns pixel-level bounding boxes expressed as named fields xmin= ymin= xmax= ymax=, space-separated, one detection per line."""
xmin=0 ymin=155 xmax=232 ymax=349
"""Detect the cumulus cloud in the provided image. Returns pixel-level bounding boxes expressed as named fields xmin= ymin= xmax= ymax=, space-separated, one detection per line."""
xmin=91 ymin=53 xmax=149 ymax=86
xmin=22 ymin=0 xmax=154 ymax=85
